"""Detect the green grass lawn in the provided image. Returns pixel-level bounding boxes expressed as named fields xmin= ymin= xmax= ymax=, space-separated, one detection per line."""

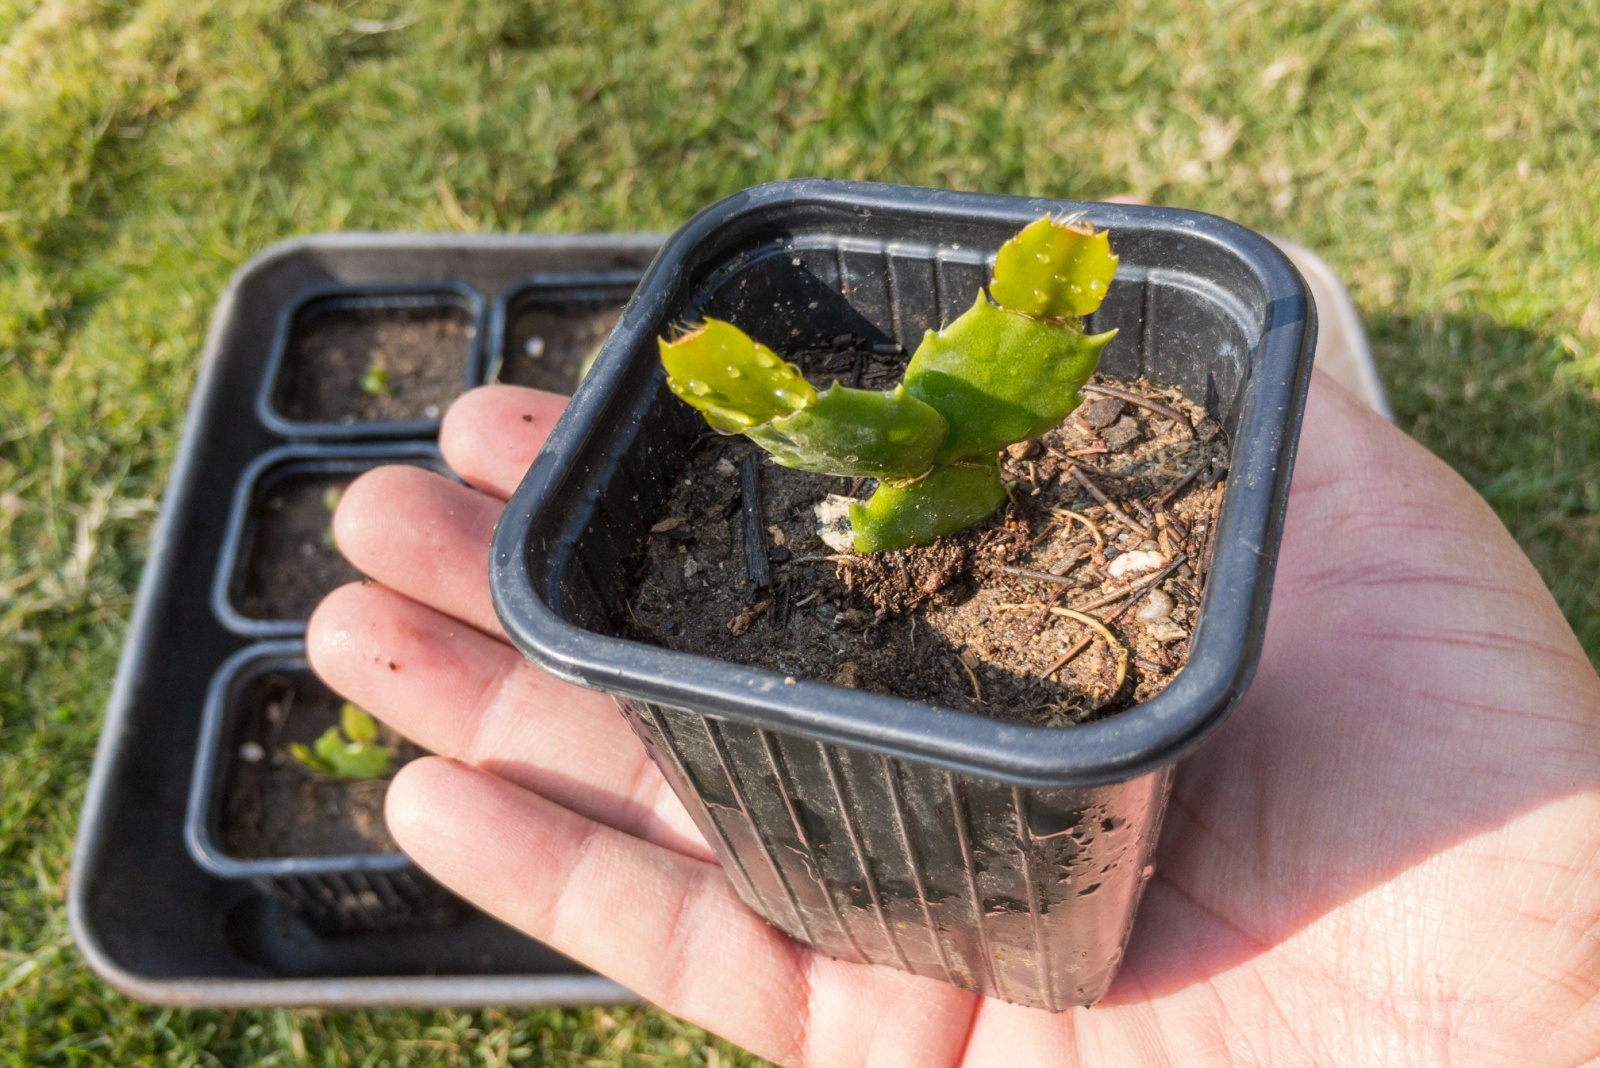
xmin=4 ymin=0 xmax=1599 ymax=1062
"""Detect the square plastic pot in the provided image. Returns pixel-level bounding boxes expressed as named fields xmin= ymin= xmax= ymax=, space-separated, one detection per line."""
xmin=257 ymin=283 xmax=488 ymax=440
xmin=186 ymin=642 xmax=461 ymax=936
xmin=212 ymin=442 xmax=451 ymax=638
xmin=488 ymin=270 xmax=646 ymax=395
xmin=491 ymin=179 xmax=1315 ymax=1010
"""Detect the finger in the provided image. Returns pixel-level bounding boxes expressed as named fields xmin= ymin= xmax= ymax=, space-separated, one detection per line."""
xmin=307 ymin=581 xmax=711 ymax=860
xmin=333 ymin=464 xmax=506 ymax=640
xmin=440 ymin=384 xmax=569 ymax=499
xmin=388 ymin=758 xmax=978 ymax=1068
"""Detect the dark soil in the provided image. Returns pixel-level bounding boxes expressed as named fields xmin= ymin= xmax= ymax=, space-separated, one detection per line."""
xmin=277 ymin=302 xmax=474 ymax=424
xmin=497 ymin=300 xmax=625 ymax=395
xmin=221 ymin=669 xmax=421 ymax=858
xmin=625 ymin=349 xmax=1229 ymax=727
xmin=234 ymin=473 xmax=362 ymax=621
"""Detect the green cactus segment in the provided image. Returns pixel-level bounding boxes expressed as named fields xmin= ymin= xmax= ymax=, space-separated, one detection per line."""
xmin=657 ymin=217 xmax=1120 ymax=553
xmin=341 ymin=702 xmax=379 ymax=745
xmin=849 ymin=461 xmax=1009 ymax=554
xmin=903 ymin=296 xmax=1116 ymax=463
xmin=988 ymin=215 xmax=1119 ymax=320
xmin=747 ymin=383 xmax=948 ymax=479
xmin=287 ymin=702 xmax=393 ymax=779
xmin=660 ymin=318 xmax=817 ymax=433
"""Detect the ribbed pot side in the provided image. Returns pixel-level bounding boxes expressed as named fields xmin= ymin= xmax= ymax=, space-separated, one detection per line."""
xmin=621 ymin=699 xmax=1171 ymax=1010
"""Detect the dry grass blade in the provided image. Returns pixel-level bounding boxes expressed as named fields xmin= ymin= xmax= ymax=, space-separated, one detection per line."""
xmin=1052 ymin=507 xmax=1105 ymax=550
xmin=1053 ymin=608 xmax=1129 ymax=689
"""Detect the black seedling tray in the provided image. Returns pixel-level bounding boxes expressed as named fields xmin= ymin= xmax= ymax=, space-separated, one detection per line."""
xmin=70 ymin=232 xmax=662 ymax=1008
xmin=186 ymin=642 xmax=465 ymax=936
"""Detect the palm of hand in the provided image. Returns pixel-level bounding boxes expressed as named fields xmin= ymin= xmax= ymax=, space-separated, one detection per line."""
xmin=309 ymin=375 xmax=1600 ymax=1066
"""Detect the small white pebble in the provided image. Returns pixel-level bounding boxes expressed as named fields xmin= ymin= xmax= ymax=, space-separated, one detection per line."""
xmin=784 ymin=676 xmax=797 ymax=685
xmin=238 ymin=741 xmax=265 ymax=764
xmin=1137 ymin=588 xmax=1176 ymax=623
xmin=813 ymin=494 xmax=856 ymax=553
xmin=524 ymin=336 xmax=546 ymax=359
xmin=683 ymin=557 xmax=700 ymax=579
xmin=424 ymin=404 xmax=440 ymax=419
xmin=714 ymin=458 xmax=737 ymax=477
xmin=1108 ymin=549 xmax=1165 ymax=579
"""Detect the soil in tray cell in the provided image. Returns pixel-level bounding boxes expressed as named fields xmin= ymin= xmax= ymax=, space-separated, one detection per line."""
xmin=497 ymin=300 xmax=625 ymax=395
xmin=624 ymin=347 xmax=1230 ymax=728
xmin=235 ymin=473 xmax=362 ymax=622
xmin=278 ymin=303 xmax=474 ymax=424
xmin=221 ymin=669 xmax=422 ymax=859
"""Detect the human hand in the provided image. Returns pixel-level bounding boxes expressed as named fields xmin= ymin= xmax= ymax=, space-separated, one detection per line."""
xmin=307 ymin=373 xmax=1600 ymax=1065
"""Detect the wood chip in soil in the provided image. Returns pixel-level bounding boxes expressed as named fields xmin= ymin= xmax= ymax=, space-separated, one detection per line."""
xmin=624 ymin=360 xmax=1228 ymax=728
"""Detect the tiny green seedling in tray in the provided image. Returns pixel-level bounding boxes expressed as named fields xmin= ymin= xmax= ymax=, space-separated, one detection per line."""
xmin=288 ymin=701 xmax=394 ymax=779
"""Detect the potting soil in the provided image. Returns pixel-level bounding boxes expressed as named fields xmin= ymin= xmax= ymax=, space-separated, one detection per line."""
xmin=279 ymin=305 xmax=473 ymax=423
xmin=499 ymin=302 xmax=624 ymax=394
xmin=625 ymin=363 xmax=1228 ymax=727
xmin=235 ymin=474 xmax=362 ymax=621
xmin=221 ymin=671 xmax=421 ymax=858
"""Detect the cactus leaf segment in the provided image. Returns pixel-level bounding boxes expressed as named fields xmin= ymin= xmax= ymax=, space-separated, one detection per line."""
xmin=659 ymin=216 xmax=1120 ymax=552
xmin=747 ymin=383 xmax=948 ymax=479
xmin=903 ymin=296 xmax=1115 ymax=463
xmin=988 ymin=215 xmax=1119 ymax=320
xmin=664 ymin=319 xmax=950 ymax=479
xmin=287 ymin=703 xmax=393 ymax=779
xmin=849 ymin=462 xmax=1009 ymax=554
xmin=660 ymin=319 xmax=816 ymax=433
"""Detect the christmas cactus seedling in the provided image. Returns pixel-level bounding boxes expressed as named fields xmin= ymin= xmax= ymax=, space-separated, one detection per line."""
xmin=659 ymin=216 xmax=1118 ymax=552
xmin=288 ymin=702 xmax=394 ymax=779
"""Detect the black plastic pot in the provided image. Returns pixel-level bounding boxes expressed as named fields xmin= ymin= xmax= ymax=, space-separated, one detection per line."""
xmin=257 ymin=283 xmax=489 ymax=440
xmin=212 ymin=443 xmax=450 ymax=638
xmin=489 ymin=180 xmax=1315 ymax=1010
xmin=489 ymin=270 xmax=646 ymax=395
xmin=186 ymin=642 xmax=462 ymax=935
